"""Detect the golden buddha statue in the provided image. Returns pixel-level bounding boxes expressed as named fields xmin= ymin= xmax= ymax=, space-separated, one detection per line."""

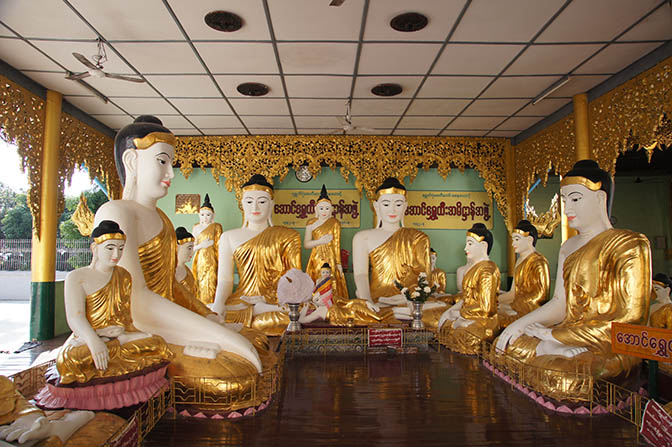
xmin=430 ymin=248 xmax=447 ymax=295
xmin=494 ymin=160 xmax=652 ymax=402
xmin=191 ymin=194 xmax=223 ymax=304
xmin=434 ymin=223 xmax=500 ymax=354
xmin=304 ymin=185 xmax=349 ymax=299
xmin=212 ymin=174 xmax=302 ymax=336
xmin=497 ymin=220 xmax=550 ymax=327
xmin=650 ymin=273 xmax=672 ymax=328
xmin=175 ymin=226 xmax=197 ymax=297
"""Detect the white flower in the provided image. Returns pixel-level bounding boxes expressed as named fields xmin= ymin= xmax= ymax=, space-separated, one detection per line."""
xmin=418 ymin=272 xmax=427 ymax=278
xmin=434 ymin=282 xmax=440 ymax=288
xmin=411 ymin=291 xmax=420 ymax=298
xmin=415 ymin=287 xmax=421 ymax=292
xmin=423 ymin=286 xmax=431 ymax=293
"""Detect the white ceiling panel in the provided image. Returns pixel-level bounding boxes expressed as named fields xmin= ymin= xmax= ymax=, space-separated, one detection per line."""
xmin=433 ymin=44 xmax=524 ymax=75
xmin=441 ymin=130 xmax=488 ymax=137
xmin=112 ymin=97 xmax=177 ymax=115
xmin=618 ymin=5 xmax=672 ymax=42
xmin=447 ymin=116 xmax=507 ymax=130
xmin=351 ymin=99 xmax=411 ymax=115
xmin=154 ymin=115 xmax=192 ymax=129
xmin=351 ymin=116 xmax=399 ymax=128
xmin=0 ymin=1 xmax=95 ymax=39
xmin=462 ymin=99 xmax=528 ymax=116
xmin=284 ymin=76 xmax=352 ymax=98
xmin=278 ymin=43 xmax=357 ymax=75
xmin=352 ymin=76 xmax=423 ymax=98
xmin=364 ymin=0 xmax=466 ymax=41
xmin=397 ymin=116 xmax=451 ymax=129
xmin=167 ymin=0 xmax=270 ymax=41
xmin=505 ymin=44 xmax=603 ymax=75
xmin=574 ymin=42 xmax=663 ymax=75
xmin=297 ymin=128 xmax=342 ymax=135
xmin=23 ymin=71 xmax=92 ymax=96
xmin=169 ymin=99 xmax=233 ymax=115
xmin=488 ymin=130 xmax=519 ymax=137
xmin=482 ymin=76 xmax=561 ymax=99
xmin=548 ymin=75 xmax=610 ymax=98
xmin=187 ymin=115 xmax=242 ymax=128
xmin=85 ymin=77 xmax=161 ymax=98
xmin=201 ymin=128 xmax=247 ymax=135
xmin=406 ymin=99 xmax=470 ymax=116
xmin=358 ymin=43 xmax=440 ymax=75
xmin=269 ymin=0 xmax=364 ymax=41
xmin=291 ymin=99 xmax=349 ymax=115
xmin=294 ymin=116 xmax=342 ymax=128
xmin=240 ymin=116 xmax=294 ymax=128
xmin=196 ymin=42 xmax=278 ymax=74
xmin=418 ymin=77 xmax=493 ymax=98
xmin=517 ymin=98 xmax=571 ymax=116
xmin=145 ymin=75 xmax=221 ymax=98
xmin=393 ymin=129 xmax=441 ymax=136
xmin=494 ymin=116 xmax=543 ymax=131
xmin=0 ymin=38 xmax=62 ymax=71
xmin=90 ymin=115 xmax=133 ymax=130
xmin=229 ymin=98 xmax=289 ymax=115
xmin=67 ymin=0 xmax=183 ymax=40
xmin=537 ymin=0 xmax=661 ymax=43
xmin=451 ymin=0 xmax=565 ymax=42
xmin=215 ymin=75 xmax=285 ymax=98
xmin=64 ymin=96 xmax=127 ymax=115
xmin=249 ymin=128 xmax=295 ymax=135
xmin=114 ymin=42 xmax=204 ymax=74
xmin=172 ymin=127 xmax=198 ymax=136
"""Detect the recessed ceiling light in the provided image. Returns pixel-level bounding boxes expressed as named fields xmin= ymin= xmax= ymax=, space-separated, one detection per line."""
xmin=390 ymin=12 xmax=428 ymax=33
xmin=371 ymin=83 xmax=403 ymax=97
xmin=204 ymin=11 xmax=243 ymax=32
xmin=237 ymin=82 xmax=270 ymax=97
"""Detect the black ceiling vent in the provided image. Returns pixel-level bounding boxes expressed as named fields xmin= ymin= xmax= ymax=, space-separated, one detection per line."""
xmin=390 ymin=12 xmax=428 ymax=32
xmin=371 ymin=83 xmax=403 ymax=97
xmin=237 ymin=82 xmax=270 ymax=97
xmin=204 ymin=11 xmax=244 ymax=32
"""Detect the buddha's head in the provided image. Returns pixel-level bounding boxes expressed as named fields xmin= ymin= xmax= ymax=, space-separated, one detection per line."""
xmin=653 ymin=273 xmax=672 ymax=304
xmin=241 ymin=174 xmax=274 ymax=227
xmin=430 ymin=248 xmax=437 ymax=270
xmin=91 ymin=220 xmax=126 ymax=270
xmin=315 ymin=184 xmax=333 ymax=220
xmin=560 ymin=160 xmax=614 ymax=232
xmin=114 ymin=115 xmax=176 ymax=202
xmin=199 ymin=194 xmax=215 ymax=225
xmin=373 ymin=177 xmax=407 ymax=228
xmin=320 ymin=263 xmax=332 ymax=280
xmin=176 ymin=227 xmax=195 ymax=265
xmin=511 ymin=219 xmax=538 ymax=255
xmin=465 ymin=223 xmax=492 ymax=261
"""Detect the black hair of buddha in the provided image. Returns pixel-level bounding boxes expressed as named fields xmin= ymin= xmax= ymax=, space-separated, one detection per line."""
xmin=515 ymin=219 xmax=539 ymax=246
xmin=430 ymin=247 xmax=436 ymax=254
xmin=318 ymin=184 xmax=330 ymax=202
xmin=375 ymin=177 xmax=406 ymax=193
xmin=114 ymin=115 xmax=172 ymax=185
xmin=564 ymin=159 xmax=614 ymax=216
xmin=468 ymin=222 xmax=493 ymax=254
xmin=175 ymin=226 xmax=193 ymax=241
xmin=92 ymin=220 xmax=124 ymax=239
xmin=243 ymin=174 xmax=273 ymax=190
xmin=201 ymin=193 xmax=214 ymax=211
xmin=321 ymin=262 xmax=331 ymax=270
xmin=654 ymin=273 xmax=672 ymax=289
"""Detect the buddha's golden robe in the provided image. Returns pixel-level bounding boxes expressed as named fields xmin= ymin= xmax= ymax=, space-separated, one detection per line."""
xmin=650 ymin=304 xmax=672 ymax=329
xmin=192 ymin=222 xmax=223 ymax=304
xmin=439 ymin=260 xmax=500 ymax=355
xmin=226 ymin=226 xmax=301 ymax=336
xmin=369 ymin=228 xmax=431 ymax=302
xmin=306 ymin=217 xmax=349 ymax=299
xmin=498 ymin=251 xmax=550 ymax=327
xmin=430 ymin=268 xmax=447 ymax=294
xmin=178 ymin=266 xmax=197 ymax=298
xmin=496 ymin=229 xmax=651 ymax=402
xmin=138 ymin=209 xmax=213 ymax=317
xmin=326 ymin=296 xmax=400 ymax=326
xmin=56 ymin=267 xmax=172 ymax=385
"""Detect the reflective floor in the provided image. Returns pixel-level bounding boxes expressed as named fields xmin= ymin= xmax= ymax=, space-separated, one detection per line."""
xmin=144 ymin=351 xmax=643 ymax=447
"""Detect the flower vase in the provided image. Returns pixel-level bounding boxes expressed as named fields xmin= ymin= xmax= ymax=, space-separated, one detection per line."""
xmin=287 ymin=303 xmax=302 ymax=332
xmin=411 ymin=301 xmax=424 ymax=330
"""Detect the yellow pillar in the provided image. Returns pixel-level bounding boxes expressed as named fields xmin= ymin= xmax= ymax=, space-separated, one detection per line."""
xmin=30 ymin=90 xmax=62 ymax=340
xmin=504 ymin=144 xmax=518 ymax=288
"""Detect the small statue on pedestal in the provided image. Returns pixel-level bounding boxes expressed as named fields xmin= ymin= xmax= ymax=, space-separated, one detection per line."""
xmin=191 ymin=194 xmax=223 ymax=305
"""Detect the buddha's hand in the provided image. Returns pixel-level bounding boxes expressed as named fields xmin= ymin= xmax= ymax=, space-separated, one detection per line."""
xmin=194 ymin=239 xmax=214 ymax=251
xmin=0 ymin=412 xmax=49 ymax=443
xmin=316 ymin=234 xmax=333 ymax=245
xmin=437 ymin=308 xmax=453 ymax=330
xmin=536 ymin=340 xmax=588 ymax=358
xmin=206 ymin=313 xmax=226 ymax=325
xmin=241 ymin=295 xmax=266 ymax=305
xmin=85 ymin=335 xmax=109 ymax=371
xmin=452 ymin=317 xmax=473 ymax=329
xmin=337 ymin=264 xmax=344 ymax=274
xmin=96 ymin=325 xmax=124 ymax=338
xmin=495 ymin=320 xmax=526 ymax=352
xmin=523 ymin=322 xmax=554 ymax=341
xmin=365 ymin=300 xmax=380 ymax=313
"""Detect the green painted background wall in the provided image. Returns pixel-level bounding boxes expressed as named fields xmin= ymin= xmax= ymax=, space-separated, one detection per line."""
xmin=157 ymin=167 xmax=508 ymax=295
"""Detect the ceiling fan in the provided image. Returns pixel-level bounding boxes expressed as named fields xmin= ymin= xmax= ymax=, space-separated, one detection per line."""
xmin=65 ymin=39 xmax=144 ymax=83
xmin=330 ymin=100 xmax=377 ymax=135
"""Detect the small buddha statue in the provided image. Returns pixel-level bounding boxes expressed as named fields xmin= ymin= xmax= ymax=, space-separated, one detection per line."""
xmin=212 ymin=174 xmax=302 ymax=336
xmin=434 ymin=223 xmax=500 ymax=355
xmin=494 ymin=160 xmax=652 ymax=402
xmin=429 ymin=248 xmax=447 ymax=295
xmin=175 ymin=226 xmax=197 ymax=297
xmin=497 ymin=220 xmax=550 ymax=327
xmin=191 ymin=194 xmax=223 ymax=304
xmin=304 ymin=185 xmax=349 ymax=299
xmin=649 ymin=273 xmax=672 ymax=328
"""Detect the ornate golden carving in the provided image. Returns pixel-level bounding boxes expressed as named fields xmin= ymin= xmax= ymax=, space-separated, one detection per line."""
xmin=175 ymin=193 xmax=200 ymax=214
xmin=525 ymin=193 xmax=561 ymax=238
xmin=72 ymin=193 xmax=95 ymax=236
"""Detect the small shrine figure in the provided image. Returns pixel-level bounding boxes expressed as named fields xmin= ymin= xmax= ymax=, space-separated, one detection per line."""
xmin=429 ymin=248 xmax=447 ymax=295
xmin=175 ymin=226 xmax=197 ymax=297
xmin=191 ymin=194 xmax=223 ymax=304
xmin=313 ymin=262 xmax=335 ymax=309
xmin=650 ymin=273 xmax=672 ymax=328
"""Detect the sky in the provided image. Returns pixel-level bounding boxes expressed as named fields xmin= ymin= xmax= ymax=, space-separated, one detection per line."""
xmin=0 ymin=139 xmax=97 ymax=196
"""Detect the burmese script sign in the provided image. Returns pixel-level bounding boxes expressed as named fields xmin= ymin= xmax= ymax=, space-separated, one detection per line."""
xmin=404 ymin=191 xmax=493 ymax=230
xmin=641 ymin=400 xmax=672 ymax=447
xmin=611 ymin=322 xmax=672 ymax=362
xmin=368 ymin=328 xmax=403 ymax=348
xmin=272 ymin=189 xmax=360 ymax=228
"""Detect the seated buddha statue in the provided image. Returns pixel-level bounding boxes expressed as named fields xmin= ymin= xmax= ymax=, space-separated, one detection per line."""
xmin=494 ymin=160 xmax=652 ymax=402
xmin=433 ymin=223 xmax=500 ymax=354
xmin=497 ymin=220 xmax=550 ymax=327
xmin=430 ymin=248 xmax=447 ymax=295
xmin=212 ymin=174 xmax=302 ymax=336
xmin=175 ymin=226 xmax=197 ymax=297
xmin=191 ymin=194 xmax=223 ymax=304
xmin=304 ymin=185 xmax=349 ymax=299
xmin=649 ymin=273 xmax=672 ymax=328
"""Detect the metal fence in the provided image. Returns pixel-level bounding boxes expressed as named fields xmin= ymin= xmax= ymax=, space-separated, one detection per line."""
xmin=0 ymin=238 xmax=92 ymax=271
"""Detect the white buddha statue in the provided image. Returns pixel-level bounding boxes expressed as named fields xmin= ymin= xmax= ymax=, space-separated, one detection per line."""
xmin=649 ymin=273 xmax=672 ymax=328
xmin=191 ymin=194 xmax=222 ymax=304
xmin=175 ymin=226 xmax=197 ymax=298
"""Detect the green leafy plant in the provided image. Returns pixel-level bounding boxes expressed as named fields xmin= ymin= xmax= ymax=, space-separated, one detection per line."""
xmin=394 ymin=273 xmax=436 ymax=303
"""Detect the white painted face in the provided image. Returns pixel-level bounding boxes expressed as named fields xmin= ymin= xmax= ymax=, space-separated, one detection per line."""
xmin=177 ymin=242 xmax=194 ymax=264
xmin=374 ymin=193 xmax=407 ymax=226
xmin=464 ymin=236 xmax=487 ymax=262
xmin=654 ymin=284 xmax=671 ymax=303
xmin=199 ymin=208 xmax=214 ymax=225
xmin=430 ymin=252 xmax=437 ymax=269
xmin=133 ymin=142 xmax=175 ymax=200
xmin=242 ymin=190 xmax=273 ymax=225
xmin=320 ymin=268 xmax=331 ymax=279
xmin=511 ymin=233 xmax=534 ymax=255
xmin=560 ymin=184 xmax=606 ymax=231
xmin=316 ymin=201 xmax=333 ymax=219
xmin=94 ymin=239 xmax=125 ymax=269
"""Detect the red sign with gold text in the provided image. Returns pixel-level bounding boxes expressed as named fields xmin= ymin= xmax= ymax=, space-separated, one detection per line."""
xmin=368 ymin=328 xmax=403 ymax=348
xmin=641 ymin=400 xmax=672 ymax=447
xmin=611 ymin=322 xmax=672 ymax=363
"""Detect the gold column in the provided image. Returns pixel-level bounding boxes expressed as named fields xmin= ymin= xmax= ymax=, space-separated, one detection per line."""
xmin=572 ymin=93 xmax=591 ymax=161
xmin=504 ymin=144 xmax=517 ymax=285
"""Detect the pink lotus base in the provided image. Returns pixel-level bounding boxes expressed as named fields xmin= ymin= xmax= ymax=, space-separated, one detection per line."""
xmin=34 ymin=366 xmax=169 ymax=411
xmin=175 ymin=397 xmax=272 ymax=420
